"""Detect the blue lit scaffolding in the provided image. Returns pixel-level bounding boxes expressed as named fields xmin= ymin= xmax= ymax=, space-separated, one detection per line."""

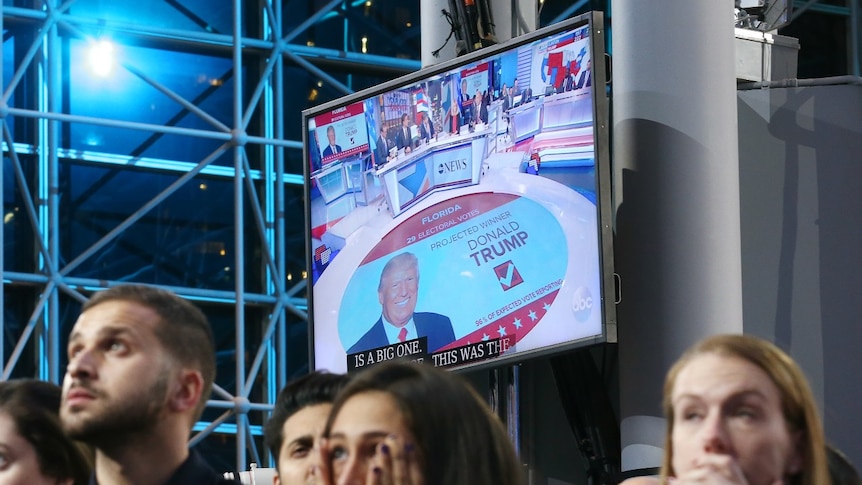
xmin=0 ymin=0 xmax=419 ymax=472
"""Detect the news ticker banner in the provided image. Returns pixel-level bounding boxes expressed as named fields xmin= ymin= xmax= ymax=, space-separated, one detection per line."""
xmin=346 ymin=335 xmax=517 ymax=371
xmin=336 ymin=190 xmax=591 ymax=368
xmin=314 ymin=101 xmax=370 ymax=165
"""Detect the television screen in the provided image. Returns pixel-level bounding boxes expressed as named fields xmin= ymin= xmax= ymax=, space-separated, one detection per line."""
xmin=304 ymin=11 xmax=615 ymax=373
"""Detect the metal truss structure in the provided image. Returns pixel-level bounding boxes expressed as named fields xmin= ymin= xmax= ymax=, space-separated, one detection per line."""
xmin=0 ymin=0 xmax=858 ymax=474
xmin=0 ymin=0 xmax=419 ymax=472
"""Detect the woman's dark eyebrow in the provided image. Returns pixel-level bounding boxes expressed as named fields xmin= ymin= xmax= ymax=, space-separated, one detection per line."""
xmin=328 ymin=430 xmax=390 ymax=441
xmin=287 ymin=434 xmax=314 ymax=449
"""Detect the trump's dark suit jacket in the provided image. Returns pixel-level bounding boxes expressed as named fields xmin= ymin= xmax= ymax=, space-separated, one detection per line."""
xmin=347 ymin=312 xmax=455 ymax=355
xmin=322 ymin=144 xmax=342 ymax=158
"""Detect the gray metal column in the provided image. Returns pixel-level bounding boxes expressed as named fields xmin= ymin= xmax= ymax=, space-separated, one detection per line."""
xmin=420 ymin=0 xmax=537 ymax=67
xmin=612 ymin=0 xmax=744 ymax=473
xmin=420 ymin=0 xmax=455 ymax=66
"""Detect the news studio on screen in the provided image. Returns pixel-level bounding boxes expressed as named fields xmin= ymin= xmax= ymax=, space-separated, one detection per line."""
xmin=304 ymin=12 xmax=616 ymax=374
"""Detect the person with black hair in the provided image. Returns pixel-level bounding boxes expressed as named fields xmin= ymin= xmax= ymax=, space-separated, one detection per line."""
xmin=474 ymin=90 xmax=488 ymax=124
xmin=395 ymin=114 xmax=413 ymax=153
xmin=576 ymin=59 xmax=592 ymax=90
xmin=418 ymin=112 xmax=434 ymax=144
xmin=264 ymin=372 xmax=350 ymax=485
xmin=0 ymin=379 xmax=92 ymax=485
xmin=320 ymin=360 xmax=525 ymax=485
xmin=60 ymin=284 xmax=237 ymax=485
xmin=374 ymin=125 xmax=391 ymax=167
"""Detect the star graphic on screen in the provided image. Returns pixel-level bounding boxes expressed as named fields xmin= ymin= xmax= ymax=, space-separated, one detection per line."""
xmin=498 ymin=325 xmax=507 ymax=336
xmin=513 ymin=318 xmax=523 ymax=329
xmin=529 ymin=309 xmax=538 ymax=321
xmin=543 ymin=302 xmax=552 ymax=312
xmin=482 ymin=333 xmax=490 ymax=341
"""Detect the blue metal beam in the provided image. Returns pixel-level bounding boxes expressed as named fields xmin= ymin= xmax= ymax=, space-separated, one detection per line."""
xmin=550 ymin=0 xmax=591 ymax=26
xmin=793 ymin=0 xmax=850 ymax=16
xmin=3 ymin=5 xmax=421 ymax=73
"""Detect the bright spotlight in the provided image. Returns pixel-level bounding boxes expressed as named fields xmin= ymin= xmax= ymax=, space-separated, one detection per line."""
xmin=88 ymin=39 xmax=116 ymax=77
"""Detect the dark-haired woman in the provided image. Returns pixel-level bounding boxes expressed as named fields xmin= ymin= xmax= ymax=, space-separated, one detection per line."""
xmin=321 ymin=360 xmax=525 ymax=485
xmin=0 ymin=379 xmax=92 ymax=485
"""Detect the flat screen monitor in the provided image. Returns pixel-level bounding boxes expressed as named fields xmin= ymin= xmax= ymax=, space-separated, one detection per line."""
xmin=304 ymin=11 xmax=615 ymax=373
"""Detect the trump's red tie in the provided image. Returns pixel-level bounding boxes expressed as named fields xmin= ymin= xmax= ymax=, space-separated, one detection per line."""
xmin=398 ymin=327 xmax=408 ymax=342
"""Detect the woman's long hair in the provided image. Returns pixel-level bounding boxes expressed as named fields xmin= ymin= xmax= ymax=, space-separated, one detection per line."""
xmin=0 ymin=379 xmax=93 ymax=485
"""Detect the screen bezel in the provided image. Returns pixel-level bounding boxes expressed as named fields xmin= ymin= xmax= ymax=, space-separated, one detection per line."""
xmin=303 ymin=11 xmax=616 ymax=373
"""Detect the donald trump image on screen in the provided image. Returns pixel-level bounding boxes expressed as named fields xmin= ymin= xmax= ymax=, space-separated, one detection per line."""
xmin=348 ymin=252 xmax=455 ymax=355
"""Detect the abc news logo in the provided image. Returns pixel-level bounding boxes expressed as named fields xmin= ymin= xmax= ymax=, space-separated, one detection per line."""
xmin=438 ymin=158 xmax=468 ymax=175
xmin=572 ymin=286 xmax=593 ymax=322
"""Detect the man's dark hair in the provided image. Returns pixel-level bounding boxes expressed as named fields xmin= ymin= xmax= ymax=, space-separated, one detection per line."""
xmin=82 ymin=284 xmax=216 ymax=422
xmin=264 ymin=371 xmax=348 ymax=466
